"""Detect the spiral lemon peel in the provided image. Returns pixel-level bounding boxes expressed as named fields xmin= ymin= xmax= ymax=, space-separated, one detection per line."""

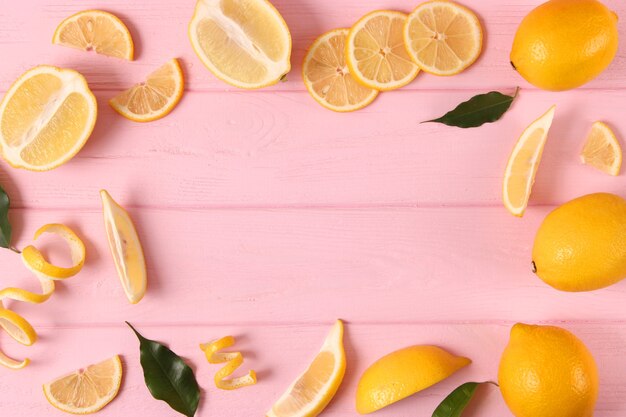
xmin=200 ymin=336 xmax=257 ymax=390
xmin=0 ymin=224 xmax=85 ymax=369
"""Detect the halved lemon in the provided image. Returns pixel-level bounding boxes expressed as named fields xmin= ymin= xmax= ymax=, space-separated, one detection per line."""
xmin=346 ymin=10 xmax=420 ymax=91
xmin=404 ymin=1 xmax=483 ymax=76
xmin=0 ymin=66 xmax=97 ymax=171
xmin=189 ymin=0 xmax=292 ymax=89
xmin=53 ymin=10 xmax=134 ymax=60
xmin=109 ymin=58 xmax=184 ymax=122
xmin=266 ymin=320 xmax=346 ymax=417
xmin=43 ymin=355 xmax=122 ymax=414
xmin=580 ymin=121 xmax=622 ymax=176
xmin=503 ymin=105 xmax=556 ymax=217
xmin=303 ymin=29 xmax=378 ymax=112
xmin=101 ymin=190 xmax=147 ymax=304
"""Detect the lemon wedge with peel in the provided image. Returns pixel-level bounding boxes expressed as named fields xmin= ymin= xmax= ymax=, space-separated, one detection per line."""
xmin=101 ymin=190 xmax=147 ymax=304
xmin=580 ymin=121 xmax=622 ymax=176
xmin=43 ymin=355 xmax=123 ymax=414
xmin=266 ymin=320 xmax=346 ymax=417
xmin=189 ymin=0 xmax=292 ymax=89
xmin=0 ymin=66 xmax=97 ymax=171
xmin=503 ymin=105 xmax=556 ymax=217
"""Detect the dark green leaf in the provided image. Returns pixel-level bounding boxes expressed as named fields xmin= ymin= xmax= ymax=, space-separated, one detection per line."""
xmin=127 ymin=322 xmax=200 ymax=417
xmin=432 ymin=382 xmax=481 ymax=417
xmin=423 ymin=88 xmax=519 ymax=128
xmin=0 ymin=185 xmax=12 ymax=249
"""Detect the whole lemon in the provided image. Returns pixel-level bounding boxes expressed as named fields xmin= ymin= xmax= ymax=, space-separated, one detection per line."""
xmin=499 ymin=323 xmax=599 ymax=417
xmin=511 ymin=0 xmax=618 ymax=91
xmin=532 ymin=192 xmax=626 ymax=291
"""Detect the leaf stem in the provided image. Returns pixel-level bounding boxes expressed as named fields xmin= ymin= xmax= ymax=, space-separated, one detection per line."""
xmin=8 ymin=246 xmax=20 ymax=254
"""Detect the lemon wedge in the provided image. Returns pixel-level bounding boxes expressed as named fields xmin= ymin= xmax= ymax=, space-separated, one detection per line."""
xmin=266 ymin=320 xmax=346 ymax=417
xmin=503 ymin=105 xmax=556 ymax=217
xmin=101 ymin=190 xmax=147 ymax=304
xmin=580 ymin=121 xmax=622 ymax=176
xmin=201 ymin=336 xmax=257 ymax=390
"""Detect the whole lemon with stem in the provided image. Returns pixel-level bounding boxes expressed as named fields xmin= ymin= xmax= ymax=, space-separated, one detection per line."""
xmin=499 ymin=323 xmax=599 ymax=417
xmin=510 ymin=0 xmax=618 ymax=91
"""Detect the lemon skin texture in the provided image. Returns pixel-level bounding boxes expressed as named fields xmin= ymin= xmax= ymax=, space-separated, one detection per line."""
xmin=510 ymin=0 xmax=618 ymax=91
xmin=499 ymin=323 xmax=599 ymax=417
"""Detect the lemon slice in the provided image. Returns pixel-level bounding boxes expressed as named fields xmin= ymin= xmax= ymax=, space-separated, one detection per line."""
xmin=110 ymin=59 xmax=184 ymax=123
xmin=43 ymin=355 xmax=123 ymax=414
xmin=201 ymin=336 xmax=257 ymax=390
xmin=580 ymin=121 xmax=622 ymax=176
xmin=404 ymin=1 xmax=483 ymax=76
xmin=101 ymin=190 xmax=147 ymax=304
xmin=0 ymin=66 xmax=97 ymax=171
xmin=266 ymin=320 xmax=345 ymax=417
xmin=346 ymin=10 xmax=420 ymax=91
xmin=189 ymin=0 xmax=292 ymax=89
xmin=503 ymin=106 xmax=556 ymax=217
xmin=303 ymin=29 xmax=378 ymax=112
xmin=53 ymin=10 xmax=134 ymax=60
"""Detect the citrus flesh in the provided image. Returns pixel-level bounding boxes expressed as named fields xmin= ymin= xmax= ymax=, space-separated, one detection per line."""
xmin=580 ymin=121 xmax=622 ymax=176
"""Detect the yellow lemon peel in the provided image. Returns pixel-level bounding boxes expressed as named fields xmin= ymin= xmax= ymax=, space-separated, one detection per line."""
xmin=200 ymin=336 xmax=257 ymax=390
xmin=0 ymin=224 xmax=85 ymax=369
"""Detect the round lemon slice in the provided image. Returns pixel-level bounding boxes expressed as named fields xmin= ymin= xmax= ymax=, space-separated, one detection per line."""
xmin=404 ymin=1 xmax=483 ymax=76
xmin=0 ymin=66 xmax=97 ymax=171
xmin=43 ymin=355 xmax=123 ymax=414
xmin=53 ymin=10 xmax=134 ymax=60
xmin=303 ymin=29 xmax=378 ymax=112
xmin=346 ymin=10 xmax=420 ymax=91
xmin=580 ymin=121 xmax=622 ymax=176
xmin=189 ymin=0 xmax=292 ymax=89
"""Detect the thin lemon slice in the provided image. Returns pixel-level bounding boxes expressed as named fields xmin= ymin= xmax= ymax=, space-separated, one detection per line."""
xmin=189 ymin=0 xmax=292 ymax=89
xmin=266 ymin=320 xmax=345 ymax=417
xmin=110 ymin=59 xmax=184 ymax=122
xmin=201 ymin=336 xmax=257 ymax=390
xmin=503 ymin=105 xmax=556 ymax=217
xmin=346 ymin=10 xmax=420 ymax=91
xmin=303 ymin=29 xmax=378 ymax=112
xmin=0 ymin=66 xmax=97 ymax=171
xmin=53 ymin=10 xmax=134 ymax=60
xmin=43 ymin=355 xmax=123 ymax=414
xmin=404 ymin=1 xmax=483 ymax=76
xmin=580 ymin=121 xmax=622 ymax=176
xmin=100 ymin=190 xmax=147 ymax=304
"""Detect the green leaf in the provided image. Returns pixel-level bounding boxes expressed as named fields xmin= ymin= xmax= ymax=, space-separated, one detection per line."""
xmin=0 ymin=185 xmax=12 ymax=249
xmin=432 ymin=382 xmax=481 ymax=417
xmin=423 ymin=88 xmax=519 ymax=128
xmin=127 ymin=322 xmax=200 ymax=417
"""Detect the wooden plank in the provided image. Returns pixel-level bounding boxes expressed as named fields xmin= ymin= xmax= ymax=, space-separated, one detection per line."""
xmin=0 ymin=323 xmax=623 ymax=416
xmin=0 ymin=0 xmax=625 ymax=92
xmin=2 ymin=90 xmax=626 ymax=209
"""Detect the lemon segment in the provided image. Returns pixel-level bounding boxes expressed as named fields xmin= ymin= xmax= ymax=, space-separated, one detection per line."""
xmin=110 ymin=58 xmax=184 ymax=122
xmin=100 ymin=190 xmax=147 ymax=304
xmin=266 ymin=320 xmax=345 ymax=417
xmin=404 ymin=1 xmax=483 ymax=76
xmin=580 ymin=121 xmax=622 ymax=176
xmin=200 ymin=336 xmax=257 ymax=390
xmin=53 ymin=10 xmax=134 ymax=60
xmin=346 ymin=10 xmax=420 ymax=91
xmin=0 ymin=66 xmax=97 ymax=171
xmin=189 ymin=0 xmax=292 ymax=89
xmin=356 ymin=345 xmax=471 ymax=414
xmin=43 ymin=355 xmax=123 ymax=414
xmin=502 ymin=105 xmax=556 ymax=217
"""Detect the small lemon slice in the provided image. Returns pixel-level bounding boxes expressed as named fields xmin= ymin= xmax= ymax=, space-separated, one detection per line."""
xmin=346 ymin=10 xmax=420 ymax=91
xmin=201 ymin=336 xmax=257 ymax=390
xmin=0 ymin=66 xmax=97 ymax=171
xmin=404 ymin=1 xmax=483 ymax=76
xmin=100 ymin=190 xmax=147 ymax=304
xmin=110 ymin=59 xmax=184 ymax=123
xmin=53 ymin=10 xmax=134 ymax=60
xmin=43 ymin=355 xmax=123 ymax=414
xmin=580 ymin=121 xmax=622 ymax=176
xmin=503 ymin=106 xmax=556 ymax=217
xmin=266 ymin=320 xmax=346 ymax=417
xmin=189 ymin=0 xmax=292 ymax=89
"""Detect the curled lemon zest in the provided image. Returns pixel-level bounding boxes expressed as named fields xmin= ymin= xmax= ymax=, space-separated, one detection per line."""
xmin=0 ymin=224 xmax=85 ymax=369
xmin=200 ymin=336 xmax=257 ymax=390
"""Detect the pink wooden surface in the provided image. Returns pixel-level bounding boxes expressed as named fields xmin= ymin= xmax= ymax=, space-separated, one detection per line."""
xmin=0 ymin=1 xmax=625 ymax=417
